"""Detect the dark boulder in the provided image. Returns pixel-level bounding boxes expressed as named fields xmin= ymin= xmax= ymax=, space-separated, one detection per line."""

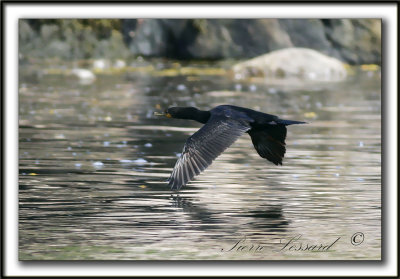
xmin=122 ymin=19 xmax=381 ymax=64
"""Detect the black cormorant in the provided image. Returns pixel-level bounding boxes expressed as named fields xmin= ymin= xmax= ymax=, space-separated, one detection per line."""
xmin=154 ymin=105 xmax=306 ymax=190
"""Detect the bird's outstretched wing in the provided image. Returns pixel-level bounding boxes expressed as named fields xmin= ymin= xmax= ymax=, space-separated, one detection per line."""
xmin=168 ymin=116 xmax=251 ymax=190
xmin=248 ymin=125 xmax=287 ymax=165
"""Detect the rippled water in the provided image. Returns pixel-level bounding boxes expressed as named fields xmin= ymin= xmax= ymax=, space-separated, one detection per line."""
xmin=19 ymin=62 xmax=381 ymax=260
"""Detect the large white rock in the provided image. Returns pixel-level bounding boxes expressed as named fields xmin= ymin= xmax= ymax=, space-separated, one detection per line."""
xmin=233 ymin=47 xmax=347 ymax=81
xmin=70 ymin=68 xmax=96 ymax=84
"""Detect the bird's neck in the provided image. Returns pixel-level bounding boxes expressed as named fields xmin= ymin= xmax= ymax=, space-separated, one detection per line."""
xmin=192 ymin=110 xmax=211 ymax=124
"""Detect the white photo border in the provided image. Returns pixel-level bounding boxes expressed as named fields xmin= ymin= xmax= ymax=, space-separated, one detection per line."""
xmin=3 ymin=2 xmax=398 ymax=277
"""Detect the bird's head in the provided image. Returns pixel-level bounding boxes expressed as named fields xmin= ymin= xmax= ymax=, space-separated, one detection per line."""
xmin=154 ymin=107 xmax=198 ymax=119
xmin=154 ymin=107 xmax=210 ymax=123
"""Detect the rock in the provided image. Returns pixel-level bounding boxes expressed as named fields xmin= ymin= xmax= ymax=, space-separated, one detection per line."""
xmin=123 ymin=19 xmax=201 ymax=58
xmin=114 ymin=59 xmax=126 ymax=69
xmin=93 ymin=59 xmax=110 ymax=70
xmin=19 ymin=19 xmax=381 ymax=65
xmin=232 ymin=47 xmax=347 ymax=81
xmin=19 ymin=19 xmax=130 ymax=61
xmin=322 ymin=19 xmax=381 ymax=64
xmin=122 ymin=19 xmax=381 ymax=64
xmin=70 ymin=68 xmax=96 ymax=84
xmin=123 ymin=19 xmax=294 ymax=60
xmin=279 ymin=20 xmax=333 ymax=51
xmin=123 ymin=19 xmax=172 ymax=57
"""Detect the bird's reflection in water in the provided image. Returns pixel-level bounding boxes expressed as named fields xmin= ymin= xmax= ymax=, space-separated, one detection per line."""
xmin=237 ymin=205 xmax=290 ymax=232
xmin=170 ymin=194 xmax=220 ymax=227
xmin=170 ymin=194 xmax=288 ymax=236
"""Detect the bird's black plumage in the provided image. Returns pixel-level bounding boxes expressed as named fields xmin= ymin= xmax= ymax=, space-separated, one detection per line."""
xmin=159 ymin=105 xmax=306 ymax=190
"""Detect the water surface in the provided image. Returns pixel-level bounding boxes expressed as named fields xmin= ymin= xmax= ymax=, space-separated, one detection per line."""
xmin=19 ymin=62 xmax=381 ymax=260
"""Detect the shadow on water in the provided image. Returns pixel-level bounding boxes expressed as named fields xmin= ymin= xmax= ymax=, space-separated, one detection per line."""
xmin=170 ymin=195 xmax=288 ymax=230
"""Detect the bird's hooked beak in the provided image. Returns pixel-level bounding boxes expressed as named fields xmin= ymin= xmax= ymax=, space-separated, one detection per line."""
xmin=154 ymin=111 xmax=172 ymax=118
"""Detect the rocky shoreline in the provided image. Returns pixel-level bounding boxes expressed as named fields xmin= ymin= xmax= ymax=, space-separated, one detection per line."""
xmin=20 ymin=19 xmax=381 ymax=65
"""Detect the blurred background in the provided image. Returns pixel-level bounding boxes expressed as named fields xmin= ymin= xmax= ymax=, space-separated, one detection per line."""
xmin=19 ymin=19 xmax=381 ymax=63
xmin=19 ymin=19 xmax=381 ymax=260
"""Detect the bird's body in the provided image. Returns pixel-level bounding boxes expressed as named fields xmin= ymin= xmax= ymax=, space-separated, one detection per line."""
xmin=156 ymin=105 xmax=306 ymax=190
